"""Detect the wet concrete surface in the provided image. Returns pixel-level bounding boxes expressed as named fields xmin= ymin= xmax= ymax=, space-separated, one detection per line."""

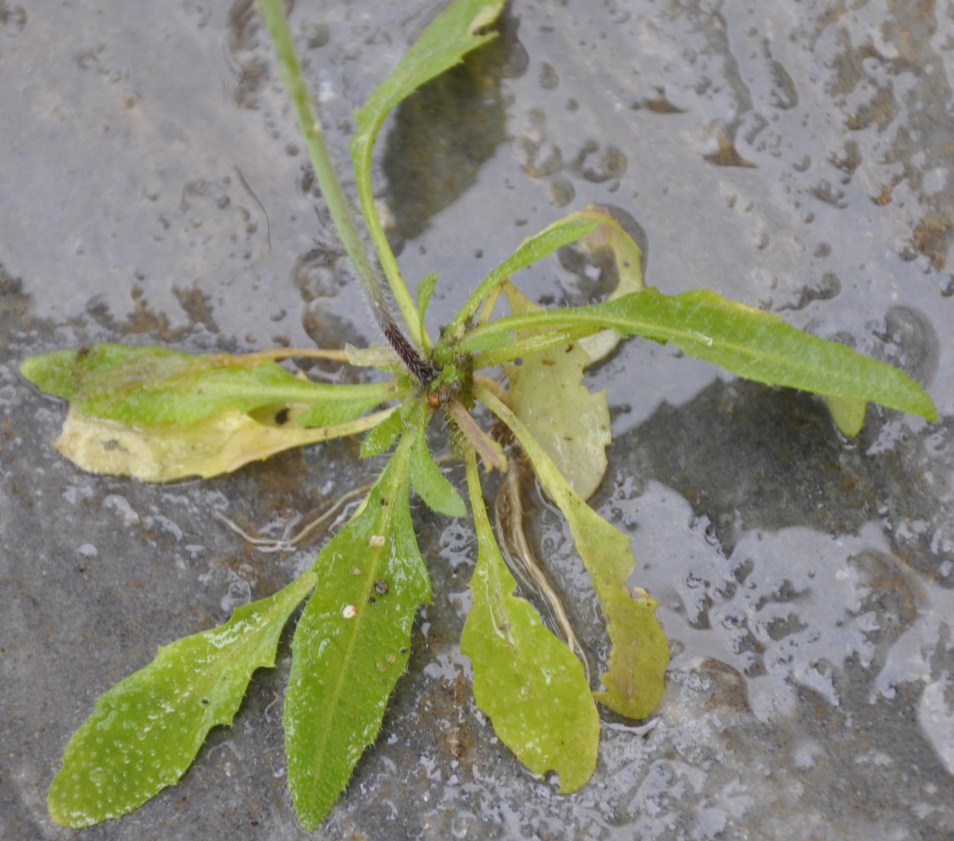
xmin=2 ymin=1 xmax=954 ymax=838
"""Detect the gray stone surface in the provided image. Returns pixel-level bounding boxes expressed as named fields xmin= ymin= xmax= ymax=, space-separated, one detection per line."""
xmin=2 ymin=1 xmax=953 ymax=839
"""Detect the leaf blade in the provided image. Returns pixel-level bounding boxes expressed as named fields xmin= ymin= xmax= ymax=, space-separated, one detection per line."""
xmin=53 ymin=405 xmax=397 ymax=482
xmin=21 ymin=344 xmax=391 ymax=429
xmin=477 ymin=384 xmax=669 ymax=719
xmin=48 ymin=573 xmax=316 ymax=828
xmin=410 ymin=402 xmax=466 ymax=517
xmin=464 ymin=288 xmax=938 ymax=421
xmin=349 ymin=0 xmax=506 ymax=342
xmin=284 ymin=429 xmax=431 ymax=829
xmin=503 ymin=282 xmax=611 ymax=500
xmin=461 ymin=446 xmax=599 ymax=791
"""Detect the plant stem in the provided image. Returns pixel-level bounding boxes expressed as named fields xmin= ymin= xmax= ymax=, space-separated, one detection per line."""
xmin=350 ymin=140 xmax=428 ymax=352
xmin=256 ymin=0 xmax=435 ymax=383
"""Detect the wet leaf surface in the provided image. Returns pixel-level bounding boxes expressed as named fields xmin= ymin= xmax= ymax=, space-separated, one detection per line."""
xmin=47 ymin=573 xmax=317 ymax=828
xmin=461 ymin=447 xmax=599 ymax=791
xmin=284 ymin=429 xmax=431 ymax=829
xmin=504 ymin=282 xmax=611 ymax=500
xmin=464 ymin=288 xmax=938 ymax=423
xmin=21 ymin=344 xmax=390 ymax=428
xmin=20 ymin=345 xmax=397 ymax=480
xmin=478 ymin=385 xmax=669 ymax=720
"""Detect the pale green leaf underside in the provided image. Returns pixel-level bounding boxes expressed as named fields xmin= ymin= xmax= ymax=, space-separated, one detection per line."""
xmin=48 ymin=573 xmax=317 ymax=828
xmin=504 ymin=282 xmax=611 ymax=501
xmin=478 ymin=385 xmax=669 ymax=719
xmin=826 ymin=395 xmax=868 ymax=437
xmin=461 ymin=447 xmax=599 ymax=791
xmin=285 ymin=429 xmax=431 ymax=829
xmin=53 ymin=405 xmax=396 ymax=482
xmin=464 ymin=289 xmax=938 ymax=422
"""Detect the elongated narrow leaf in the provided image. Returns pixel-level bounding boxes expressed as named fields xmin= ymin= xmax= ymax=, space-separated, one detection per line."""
xmin=503 ymin=282 xmax=611 ymax=500
xmin=463 ymin=289 xmax=938 ymax=422
xmin=48 ymin=573 xmax=317 ymax=828
xmin=410 ymin=402 xmax=466 ymax=516
xmin=461 ymin=447 xmax=599 ymax=791
xmin=21 ymin=344 xmax=400 ymax=480
xmin=284 ymin=430 xmax=431 ymax=829
xmin=21 ymin=344 xmax=391 ymax=429
xmin=348 ymin=0 xmax=506 ymax=339
xmin=445 ymin=219 xmax=600 ymax=341
xmin=444 ymin=205 xmax=642 ymax=352
xmin=351 ymin=0 xmax=504 ymax=174
xmin=477 ymin=385 xmax=669 ymax=719
xmin=53 ymin=406 xmax=396 ymax=482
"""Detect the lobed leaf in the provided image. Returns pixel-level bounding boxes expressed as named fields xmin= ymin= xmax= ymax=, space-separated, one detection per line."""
xmin=48 ymin=573 xmax=317 ymax=828
xmin=477 ymin=385 xmax=669 ymax=719
xmin=461 ymin=446 xmax=599 ymax=791
xmin=284 ymin=428 xmax=431 ymax=829
xmin=463 ymin=288 xmax=938 ymax=422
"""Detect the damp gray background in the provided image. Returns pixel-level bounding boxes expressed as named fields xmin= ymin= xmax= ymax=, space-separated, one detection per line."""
xmin=3 ymin=1 xmax=954 ymax=839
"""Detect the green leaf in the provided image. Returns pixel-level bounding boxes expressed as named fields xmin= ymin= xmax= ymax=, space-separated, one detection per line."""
xmin=21 ymin=344 xmax=402 ymax=480
xmin=417 ymin=272 xmax=439 ymax=352
xmin=503 ymin=282 xmax=611 ymax=500
xmin=350 ymin=0 xmax=507 ymax=344
xmin=21 ymin=344 xmax=391 ymax=429
xmin=410 ymin=403 xmax=466 ymax=517
xmin=460 ymin=446 xmax=599 ymax=790
xmin=351 ymin=0 xmax=504 ymax=173
xmin=445 ymin=218 xmax=600 ymax=340
xmin=48 ymin=573 xmax=317 ymax=828
xmin=826 ymin=395 xmax=867 ymax=437
xmin=477 ymin=384 xmax=669 ymax=720
xmin=360 ymin=405 xmax=405 ymax=458
xmin=463 ymin=289 xmax=938 ymax=422
xmin=443 ymin=204 xmax=643 ymax=353
xmin=284 ymin=429 xmax=431 ymax=829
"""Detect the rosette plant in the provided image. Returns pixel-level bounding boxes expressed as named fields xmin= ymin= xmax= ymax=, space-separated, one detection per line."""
xmin=22 ymin=0 xmax=936 ymax=831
